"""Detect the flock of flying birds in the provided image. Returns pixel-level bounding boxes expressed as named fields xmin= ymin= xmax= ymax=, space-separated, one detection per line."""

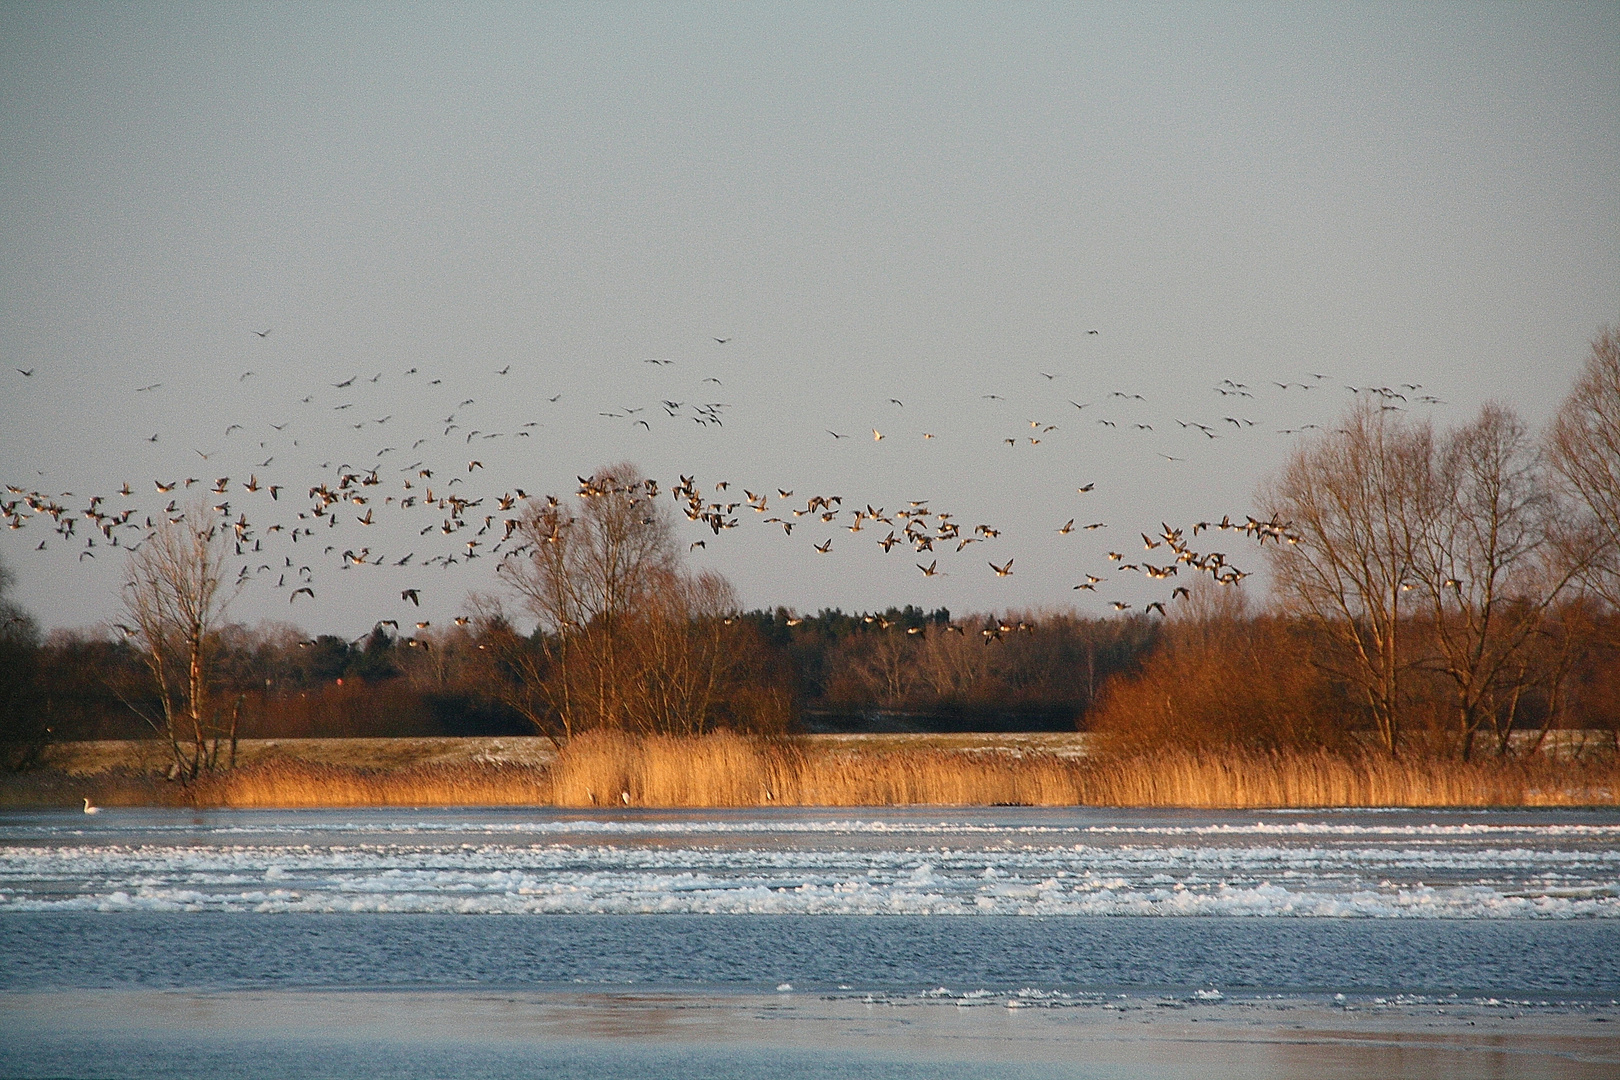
xmin=4 ymin=334 xmax=1446 ymax=638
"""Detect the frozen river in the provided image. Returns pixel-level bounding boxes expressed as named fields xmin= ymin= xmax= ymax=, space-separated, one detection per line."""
xmin=2 ymin=807 xmax=1618 ymax=1078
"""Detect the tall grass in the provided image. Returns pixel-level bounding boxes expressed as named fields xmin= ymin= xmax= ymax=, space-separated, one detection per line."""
xmin=138 ymin=732 xmax=1620 ymax=809
xmin=188 ymin=761 xmax=548 ymax=808
xmin=1077 ymin=750 xmax=1617 ymax=808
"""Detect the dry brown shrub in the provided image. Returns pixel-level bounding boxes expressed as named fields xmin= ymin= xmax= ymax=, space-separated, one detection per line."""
xmin=1089 ymin=606 xmax=1354 ymax=755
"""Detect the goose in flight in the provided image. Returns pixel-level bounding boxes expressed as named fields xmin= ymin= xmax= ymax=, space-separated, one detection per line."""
xmin=813 ymin=538 xmax=833 ymax=553
xmin=990 ymin=558 xmax=1014 ymax=577
xmin=252 ymin=328 xmax=272 ymax=338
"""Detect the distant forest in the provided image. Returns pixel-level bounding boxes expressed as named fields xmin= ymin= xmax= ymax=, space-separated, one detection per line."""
xmin=0 ymin=603 xmax=1158 ymax=743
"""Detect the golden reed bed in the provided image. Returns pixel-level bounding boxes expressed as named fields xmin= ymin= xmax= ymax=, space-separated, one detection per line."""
xmin=131 ymin=731 xmax=1617 ymax=810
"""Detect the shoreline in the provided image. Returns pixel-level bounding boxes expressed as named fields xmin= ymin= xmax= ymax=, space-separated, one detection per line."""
xmin=3 ymin=733 xmax=1615 ymax=810
xmin=19 ymin=732 xmax=1098 ymax=778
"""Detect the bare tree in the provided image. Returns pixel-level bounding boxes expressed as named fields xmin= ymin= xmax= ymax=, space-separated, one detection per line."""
xmin=496 ymin=464 xmax=777 ymax=738
xmin=1261 ymin=400 xmax=1435 ymax=754
xmin=1548 ymin=322 xmax=1620 ymax=618
xmin=1413 ymin=404 xmax=1582 ymax=757
xmin=498 ymin=464 xmax=676 ymax=735
xmin=120 ymin=504 xmax=241 ymax=779
xmin=465 ymin=597 xmax=568 ymax=746
xmin=619 ymin=569 xmax=744 ymax=736
xmin=915 ymin=626 xmax=992 ymax=702
xmin=0 ymin=555 xmax=45 ymax=767
xmin=839 ymin=627 xmax=923 ymax=708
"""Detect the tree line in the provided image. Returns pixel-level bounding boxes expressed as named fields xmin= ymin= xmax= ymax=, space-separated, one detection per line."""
xmin=2 ymin=324 xmax=1618 ymax=773
xmin=0 ymin=577 xmax=1162 ymax=770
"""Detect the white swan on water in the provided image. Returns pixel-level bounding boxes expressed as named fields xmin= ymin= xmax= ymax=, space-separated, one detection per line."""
xmin=82 ymin=798 xmax=100 ymax=814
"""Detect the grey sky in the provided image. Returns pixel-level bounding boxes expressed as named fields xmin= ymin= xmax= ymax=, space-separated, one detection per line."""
xmin=2 ymin=3 xmax=1616 ymax=636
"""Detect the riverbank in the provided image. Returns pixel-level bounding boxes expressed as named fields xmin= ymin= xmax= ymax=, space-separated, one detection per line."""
xmin=3 ymin=732 xmax=1615 ymax=809
xmin=19 ymin=731 xmax=1096 ymax=777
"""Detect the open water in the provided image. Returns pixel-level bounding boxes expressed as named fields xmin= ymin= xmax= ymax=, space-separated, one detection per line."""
xmin=2 ymin=807 xmax=1618 ymax=1078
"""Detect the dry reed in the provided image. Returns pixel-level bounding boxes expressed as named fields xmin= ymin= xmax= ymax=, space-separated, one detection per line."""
xmin=9 ymin=734 xmax=1615 ymax=809
xmin=142 ymin=733 xmax=1620 ymax=809
xmin=187 ymin=759 xmax=550 ymax=808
